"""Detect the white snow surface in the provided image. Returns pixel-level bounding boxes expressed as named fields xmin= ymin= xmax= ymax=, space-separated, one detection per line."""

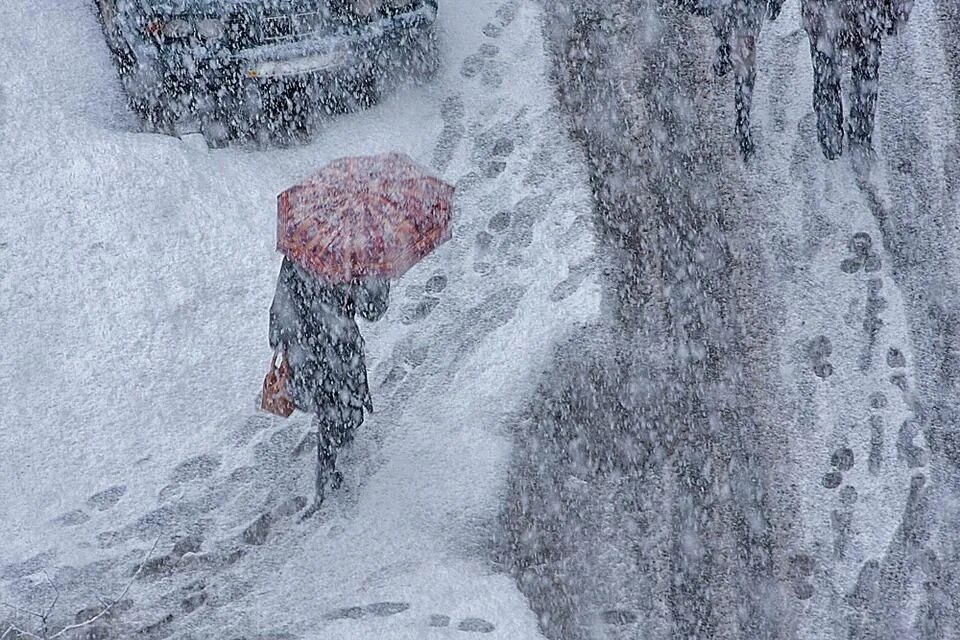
xmin=0 ymin=0 xmax=598 ymax=637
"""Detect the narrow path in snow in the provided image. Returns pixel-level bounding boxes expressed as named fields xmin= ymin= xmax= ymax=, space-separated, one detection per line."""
xmin=747 ymin=0 xmax=959 ymax=634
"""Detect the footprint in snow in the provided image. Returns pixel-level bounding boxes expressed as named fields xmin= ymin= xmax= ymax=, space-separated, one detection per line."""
xmin=400 ymin=297 xmax=441 ymax=325
xmin=887 ymin=347 xmax=907 ymax=368
xmin=459 ymin=44 xmax=504 ymax=87
xmin=239 ymin=496 xmax=309 ymax=547
xmin=792 ymin=580 xmax=815 ymax=599
xmin=323 ymin=602 xmax=410 ymax=620
xmin=476 ymin=231 xmax=494 ymax=252
xmin=601 ymin=609 xmax=638 ymax=625
xmin=821 ymin=445 xmax=854 ymax=490
xmin=868 ymin=391 xmax=888 ymax=409
xmin=822 ymin=471 xmax=842 ymax=489
xmin=228 ymin=465 xmax=257 ymax=483
xmin=461 ymin=54 xmax=484 ymax=79
xmin=433 ymin=94 xmax=465 ymax=173
xmin=550 ymin=259 xmax=595 ymax=303
xmin=481 ymin=66 xmax=504 ymax=89
xmin=492 ymin=137 xmax=515 ymax=157
xmin=291 ymin=432 xmax=318 ymax=459
xmin=483 ymin=22 xmax=502 ymax=37
xmin=488 ymin=210 xmax=511 ymax=233
xmin=86 ymin=484 xmax=127 ymax=512
xmin=169 ymin=454 xmax=221 ymax=485
xmin=0 ymin=550 xmax=58 ymax=580
xmin=890 ymin=372 xmax=909 ymax=393
xmin=485 ymin=161 xmax=507 ymax=178
xmin=789 ymin=553 xmax=816 ymax=580
xmin=459 ymin=617 xmax=496 ymax=632
xmin=52 ymin=509 xmax=90 ymax=527
xmin=231 ymin=414 xmax=274 ymax=446
xmin=495 ymin=0 xmax=519 ymax=26
xmin=455 ymin=171 xmax=482 ymax=193
xmin=471 ymin=120 xmax=520 ymax=167
xmin=425 ymin=273 xmax=448 ymax=293
xmin=805 ymin=335 xmax=834 ymax=379
xmin=397 ymin=274 xmax=447 ymax=325
xmin=830 ymin=446 xmax=855 ymax=471
xmin=473 ymin=261 xmax=493 ymax=275
xmin=428 ymin=614 xmax=496 ymax=632
xmin=429 ymin=614 xmax=451 ymax=627
xmin=841 ymin=232 xmax=881 ymax=274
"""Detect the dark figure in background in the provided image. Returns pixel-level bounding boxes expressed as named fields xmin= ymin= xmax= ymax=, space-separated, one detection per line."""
xmin=269 ymin=256 xmax=390 ymax=510
xmin=684 ymin=0 xmax=783 ymax=158
xmin=802 ymin=0 xmax=913 ymax=161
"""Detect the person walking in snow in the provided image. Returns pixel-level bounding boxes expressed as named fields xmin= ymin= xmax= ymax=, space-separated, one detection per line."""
xmin=269 ymin=256 xmax=390 ymax=510
xmin=684 ymin=0 xmax=784 ymax=158
xmin=802 ymin=0 xmax=912 ymax=162
xmin=263 ymin=153 xmax=452 ymax=514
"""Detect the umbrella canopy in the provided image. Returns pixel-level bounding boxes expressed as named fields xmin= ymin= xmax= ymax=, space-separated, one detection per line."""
xmin=277 ymin=152 xmax=454 ymax=282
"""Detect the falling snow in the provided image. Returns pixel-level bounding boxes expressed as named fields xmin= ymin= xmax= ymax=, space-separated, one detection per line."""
xmin=1 ymin=0 xmax=959 ymax=638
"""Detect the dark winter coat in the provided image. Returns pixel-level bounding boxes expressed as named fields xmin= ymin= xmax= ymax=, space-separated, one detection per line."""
xmin=682 ymin=0 xmax=782 ymax=32
xmin=269 ymin=257 xmax=389 ymax=421
xmin=802 ymin=0 xmax=912 ymax=48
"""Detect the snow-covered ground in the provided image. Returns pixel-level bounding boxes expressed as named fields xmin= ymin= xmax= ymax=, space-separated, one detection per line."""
xmin=0 ymin=0 xmax=599 ymax=637
xmin=746 ymin=0 xmax=954 ymax=632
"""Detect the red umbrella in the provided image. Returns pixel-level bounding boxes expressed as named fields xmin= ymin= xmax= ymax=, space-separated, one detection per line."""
xmin=277 ymin=152 xmax=454 ymax=282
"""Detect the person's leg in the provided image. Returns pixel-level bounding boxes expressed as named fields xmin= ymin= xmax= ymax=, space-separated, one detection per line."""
xmin=849 ymin=32 xmax=882 ymax=149
xmin=733 ymin=31 xmax=758 ymax=158
xmin=315 ymin=418 xmax=338 ymax=503
xmin=712 ymin=14 xmax=732 ymax=77
xmin=298 ymin=414 xmax=336 ymax=520
xmin=808 ymin=37 xmax=844 ymax=159
xmin=313 ymin=405 xmax=364 ymax=504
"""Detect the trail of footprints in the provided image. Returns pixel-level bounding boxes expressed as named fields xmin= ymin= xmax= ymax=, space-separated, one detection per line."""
xmin=379 ymin=0 xmax=591 ymax=403
xmin=793 ymin=230 xmax=928 ymax=601
xmin=459 ymin=0 xmax=517 ymax=89
xmin=28 ymin=165 xmax=523 ymax=640
xmin=321 ymin=602 xmax=496 ymax=633
xmin=18 ymin=418 xmax=504 ymax=636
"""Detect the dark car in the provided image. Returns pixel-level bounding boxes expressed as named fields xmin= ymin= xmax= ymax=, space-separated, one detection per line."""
xmin=94 ymin=0 xmax=439 ymax=144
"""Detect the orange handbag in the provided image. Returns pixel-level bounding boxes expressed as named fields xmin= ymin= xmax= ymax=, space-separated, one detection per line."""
xmin=261 ymin=349 xmax=294 ymax=417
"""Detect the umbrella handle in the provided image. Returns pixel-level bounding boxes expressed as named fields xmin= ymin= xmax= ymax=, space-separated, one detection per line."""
xmin=272 ymin=347 xmax=287 ymax=371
